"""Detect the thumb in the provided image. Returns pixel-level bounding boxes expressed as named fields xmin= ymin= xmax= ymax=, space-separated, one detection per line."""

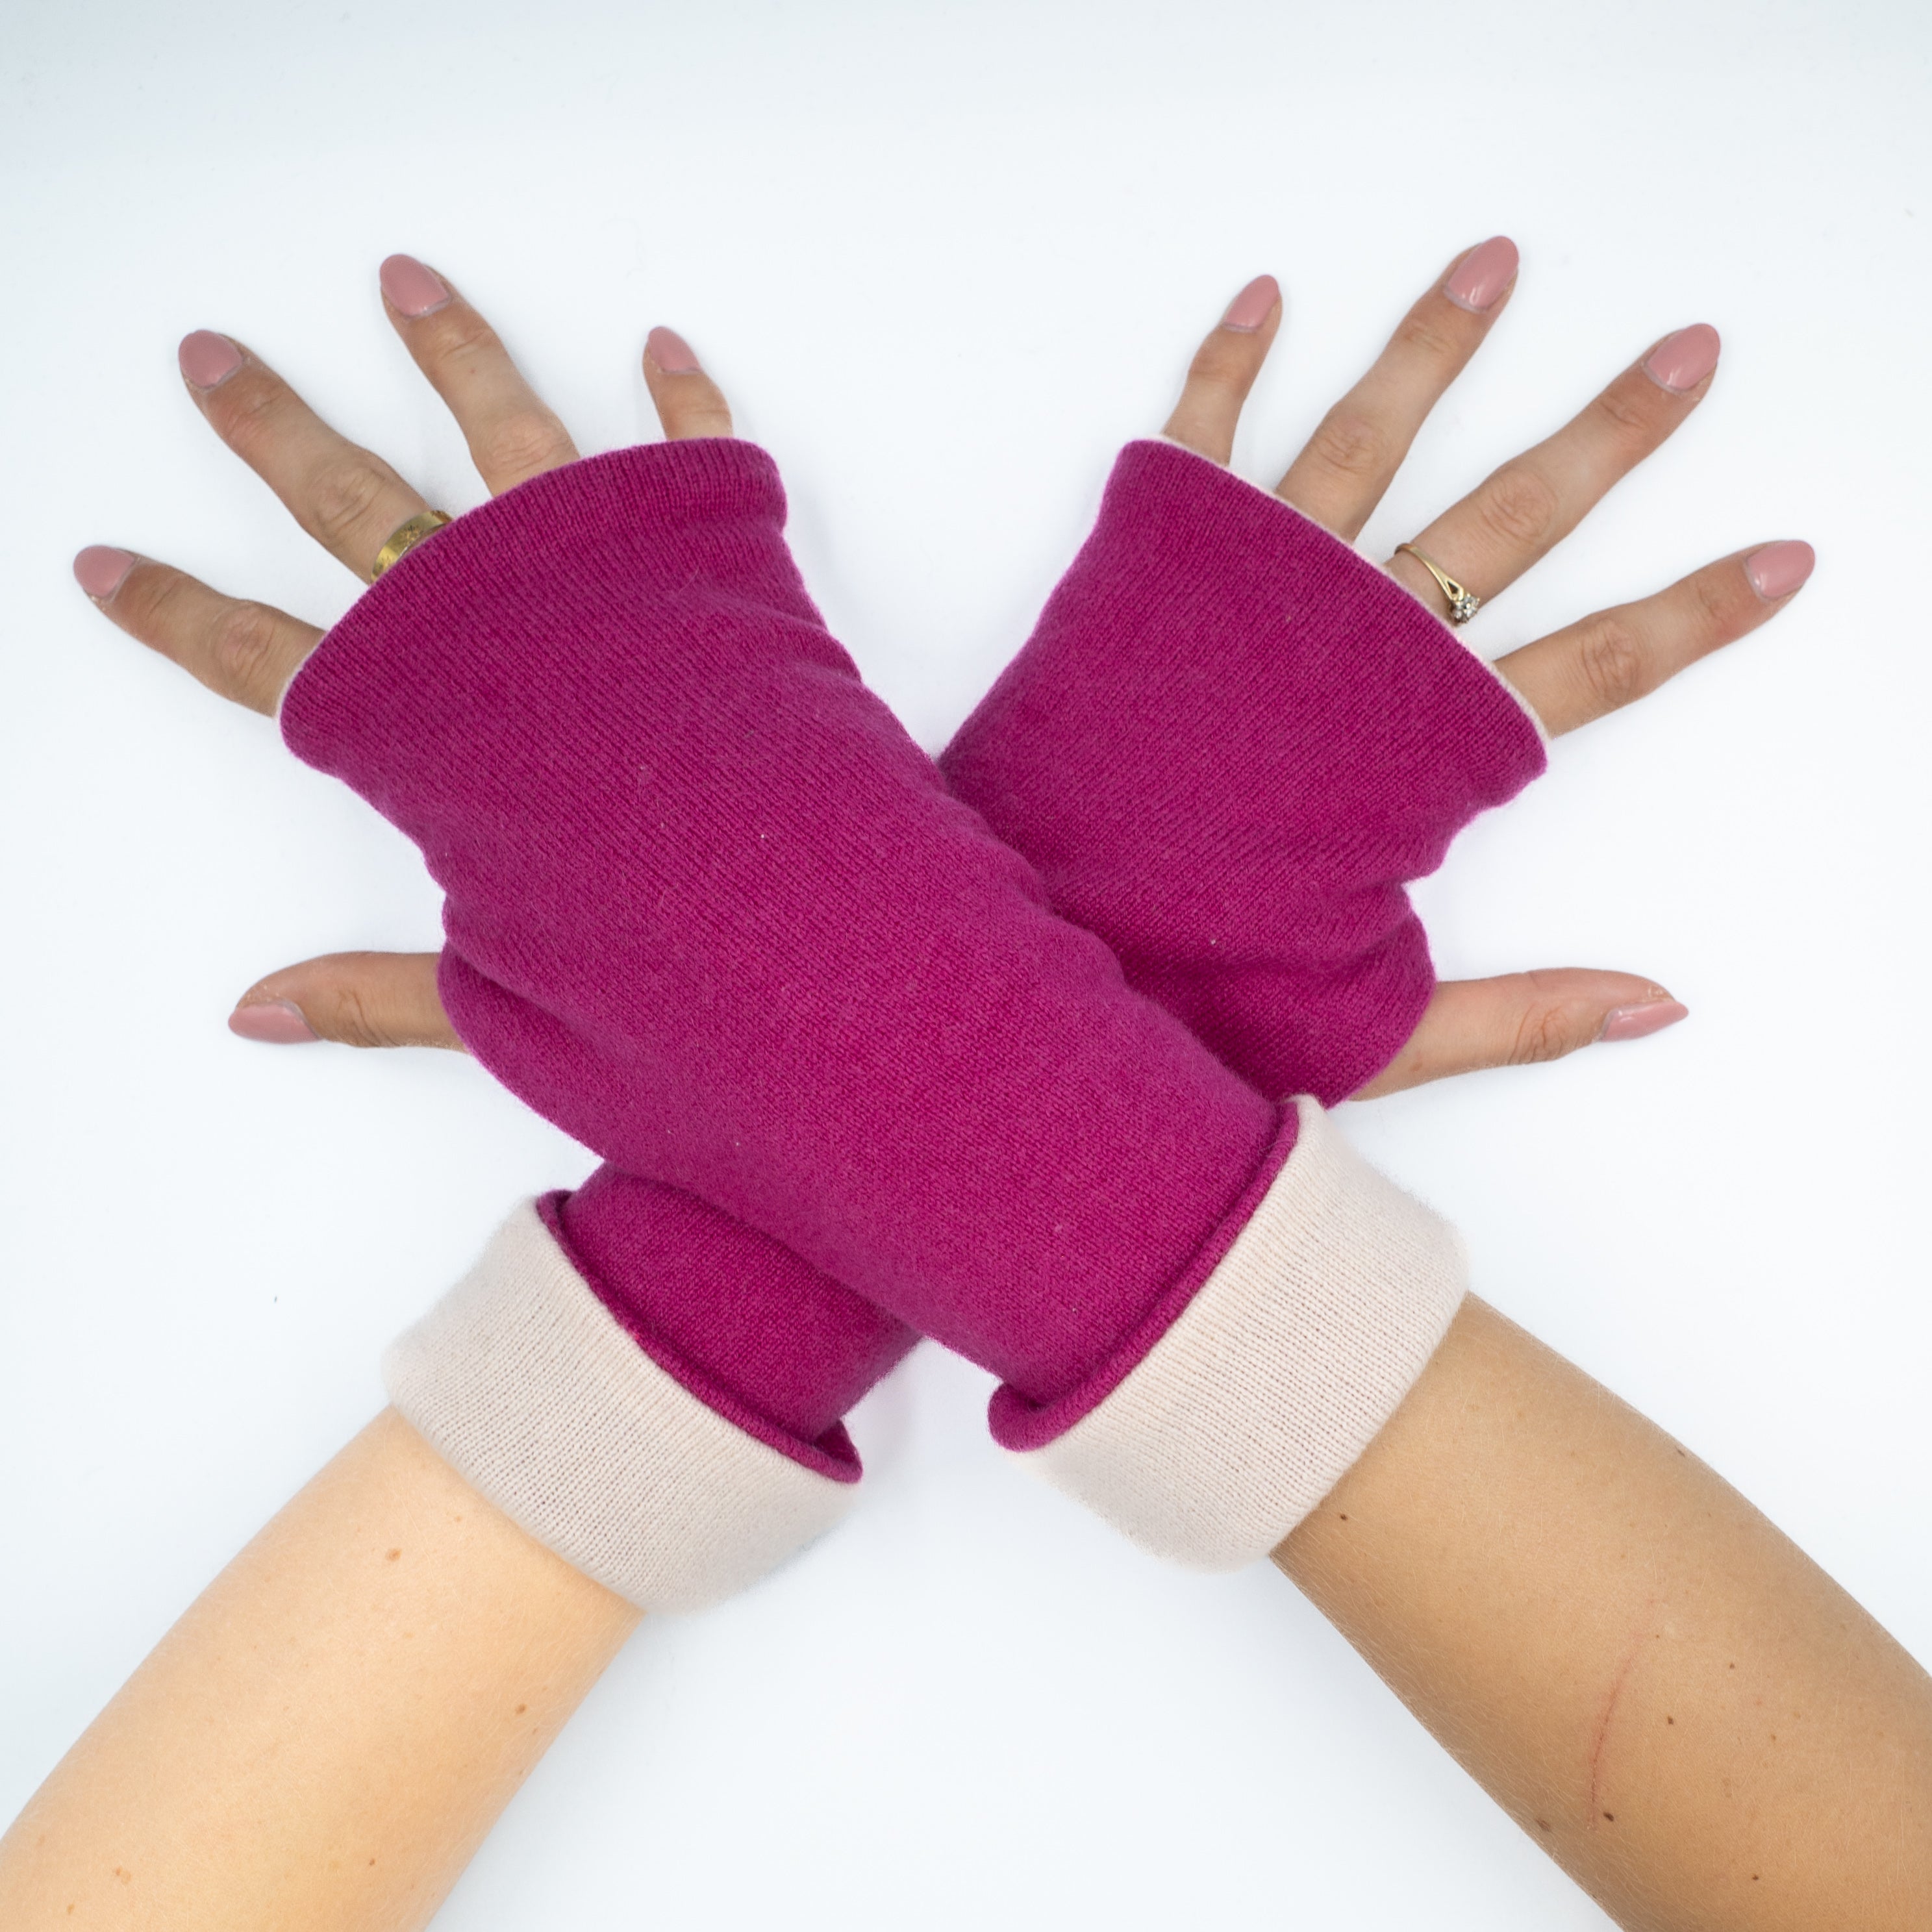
xmin=1353 ymin=969 xmax=1687 ymax=1099
xmin=228 ymin=951 xmax=462 ymax=1051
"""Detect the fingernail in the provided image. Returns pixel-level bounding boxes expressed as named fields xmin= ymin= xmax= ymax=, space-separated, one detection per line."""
xmin=1442 ymin=236 xmax=1518 ymax=314
xmin=1219 ymin=274 xmax=1280 ymax=333
xmin=1599 ymin=998 xmax=1689 ymax=1044
xmin=1746 ymin=540 xmax=1815 ymax=601
xmin=179 ymin=330 xmax=244 ymax=392
xmin=73 ymin=545 xmax=135 ymax=601
xmin=1642 ymin=323 xmax=1721 ymax=395
xmin=646 ymin=326 xmax=702 ymax=374
xmin=229 ymin=999 xmax=320 ymax=1046
xmin=379 ymin=254 xmax=452 ymax=319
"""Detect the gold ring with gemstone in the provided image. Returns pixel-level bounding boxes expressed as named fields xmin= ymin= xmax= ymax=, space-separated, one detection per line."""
xmin=1394 ymin=542 xmax=1481 ymax=625
xmin=371 ymin=509 xmax=453 ymax=581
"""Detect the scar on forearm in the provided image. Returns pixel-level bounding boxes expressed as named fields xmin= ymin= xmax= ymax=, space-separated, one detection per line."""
xmin=1587 ymin=1603 xmax=1666 ymax=1828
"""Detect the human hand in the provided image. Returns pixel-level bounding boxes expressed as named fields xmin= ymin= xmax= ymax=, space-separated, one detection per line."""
xmin=1157 ymin=239 xmax=1811 ymax=1094
xmin=78 ymin=245 xmax=1806 ymax=1101
xmin=73 ymin=257 xmax=729 ymax=1045
xmin=64 ymin=245 xmax=1805 ymax=1589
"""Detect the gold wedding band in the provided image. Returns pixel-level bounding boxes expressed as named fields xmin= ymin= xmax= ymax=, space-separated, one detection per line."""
xmin=371 ymin=509 xmax=453 ymax=581
xmin=1394 ymin=542 xmax=1481 ymax=625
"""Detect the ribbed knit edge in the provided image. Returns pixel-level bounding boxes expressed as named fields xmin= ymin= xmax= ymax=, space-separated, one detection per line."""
xmin=1146 ymin=435 xmax=1551 ymax=747
xmin=1002 ymin=1098 xmax=1466 ymax=1570
xmin=384 ymin=1203 xmax=859 ymax=1612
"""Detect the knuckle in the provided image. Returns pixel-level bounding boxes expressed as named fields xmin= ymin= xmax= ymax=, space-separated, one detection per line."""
xmin=327 ymin=983 xmax=401 ymax=1050
xmin=218 ymin=373 xmax=281 ymax=435
xmin=208 ymin=599 xmax=287 ymax=693
xmin=1507 ymin=1001 xmax=1581 ymax=1067
xmin=1182 ymin=339 xmax=1251 ymax=399
xmin=1588 ymin=384 xmax=1655 ymax=441
xmin=476 ymin=408 xmax=572 ymax=482
xmin=1305 ymin=408 xmax=1392 ymax=484
xmin=427 ymin=308 xmax=503 ymax=364
xmin=208 ymin=380 xmax=287 ymax=465
xmin=1574 ymin=614 xmax=1651 ymax=713
xmin=138 ymin=569 xmax=193 ymax=631
xmin=306 ymin=459 xmax=392 ymax=550
xmin=1476 ymin=464 xmax=1561 ymax=549
xmin=1392 ymin=312 xmax=1461 ymax=363
xmin=1687 ymin=565 xmax=1740 ymax=638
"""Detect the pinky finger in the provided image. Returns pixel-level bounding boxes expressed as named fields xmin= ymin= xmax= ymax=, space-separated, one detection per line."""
xmin=229 ymin=951 xmax=462 ymax=1051
xmin=642 ymin=327 xmax=734 ymax=441
xmin=1353 ymin=969 xmax=1688 ymax=1098
xmin=73 ymin=548 xmax=320 ymax=717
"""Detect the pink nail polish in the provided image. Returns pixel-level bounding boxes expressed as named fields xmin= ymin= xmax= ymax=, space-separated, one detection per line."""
xmin=1745 ymin=540 xmax=1815 ymax=601
xmin=1642 ymin=323 xmax=1721 ymax=395
xmin=179 ymin=330 xmax=244 ymax=392
xmin=380 ymin=254 xmax=452 ymax=319
xmin=1220 ymin=275 xmax=1280 ymax=333
xmin=229 ymin=999 xmax=320 ymax=1045
xmin=646 ymin=326 xmax=702 ymax=375
xmin=73 ymin=545 xmax=135 ymax=600
xmin=1442 ymin=236 xmax=1518 ymax=314
xmin=1599 ymin=999 xmax=1688 ymax=1044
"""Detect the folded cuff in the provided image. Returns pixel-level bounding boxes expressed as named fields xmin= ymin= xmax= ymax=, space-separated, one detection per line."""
xmin=1008 ymin=1098 xmax=1465 ymax=1569
xmin=384 ymin=1203 xmax=859 ymax=1611
xmin=1146 ymin=434 xmax=1551 ymax=738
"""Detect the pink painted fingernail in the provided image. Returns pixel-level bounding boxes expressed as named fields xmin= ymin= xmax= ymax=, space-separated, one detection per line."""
xmin=1220 ymin=274 xmax=1280 ymax=333
xmin=73 ymin=545 xmax=135 ymax=600
xmin=380 ymin=254 xmax=452 ymax=319
xmin=1642 ymin=323 xmax=1721 ymax=395
xmin=229 ymin=999 xmax=320 ymax=1046
xmin=1442 ymin=236 xmax=1518 ymax=314
xmin=1599 ymin=998 xmax=1688 ymax=1044
xmin=1745 ymin=540 xmax=1815 ymax=601
xmin=646 ymin=326 xmax=702 ymax=375
xmin=179 ymin=330 xmax=244 ymax=392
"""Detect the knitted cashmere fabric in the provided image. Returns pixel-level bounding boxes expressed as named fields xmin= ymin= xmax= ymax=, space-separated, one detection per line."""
xmin=943 ymin=438 xmax=1548 ymax=1106
xmin=286 ymin=438 xmax=1522 ymax=1600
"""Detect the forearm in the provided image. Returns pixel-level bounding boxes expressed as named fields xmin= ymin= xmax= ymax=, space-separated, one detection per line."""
xmin=1278 ymin=1296 xmax=1932 ymax=1929
xmin=0 ymin=1409 xmax=638 ymax=1932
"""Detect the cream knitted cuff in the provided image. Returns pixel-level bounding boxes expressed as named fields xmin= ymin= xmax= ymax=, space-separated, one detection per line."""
xmin=384 ymin=1203 xmax=859 ymax=1612
xmin=1016 ymin=1099 xmax=1466 ymax=1568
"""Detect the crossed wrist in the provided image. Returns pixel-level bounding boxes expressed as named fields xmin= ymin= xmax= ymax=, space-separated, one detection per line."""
xmin=311 ymin=436 xmax=1489 ymax=1606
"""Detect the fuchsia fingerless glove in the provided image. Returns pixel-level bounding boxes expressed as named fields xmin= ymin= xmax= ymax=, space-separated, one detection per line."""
xmin=282 ymin=438 xmax=1541 ymax=1610
xmin=944 ymin=438 xmax=1548 ymax=1105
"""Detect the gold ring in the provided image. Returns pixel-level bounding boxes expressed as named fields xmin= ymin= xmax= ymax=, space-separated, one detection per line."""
xmin=1394 ymin=542 xmax=1481 ymax=625
xmin=371 ymin=509 xmax=453 ymax=581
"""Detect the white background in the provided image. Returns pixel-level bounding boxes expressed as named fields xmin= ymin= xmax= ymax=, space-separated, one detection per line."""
xmin=3 ymin=2 xmax=1930 ymax=1925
